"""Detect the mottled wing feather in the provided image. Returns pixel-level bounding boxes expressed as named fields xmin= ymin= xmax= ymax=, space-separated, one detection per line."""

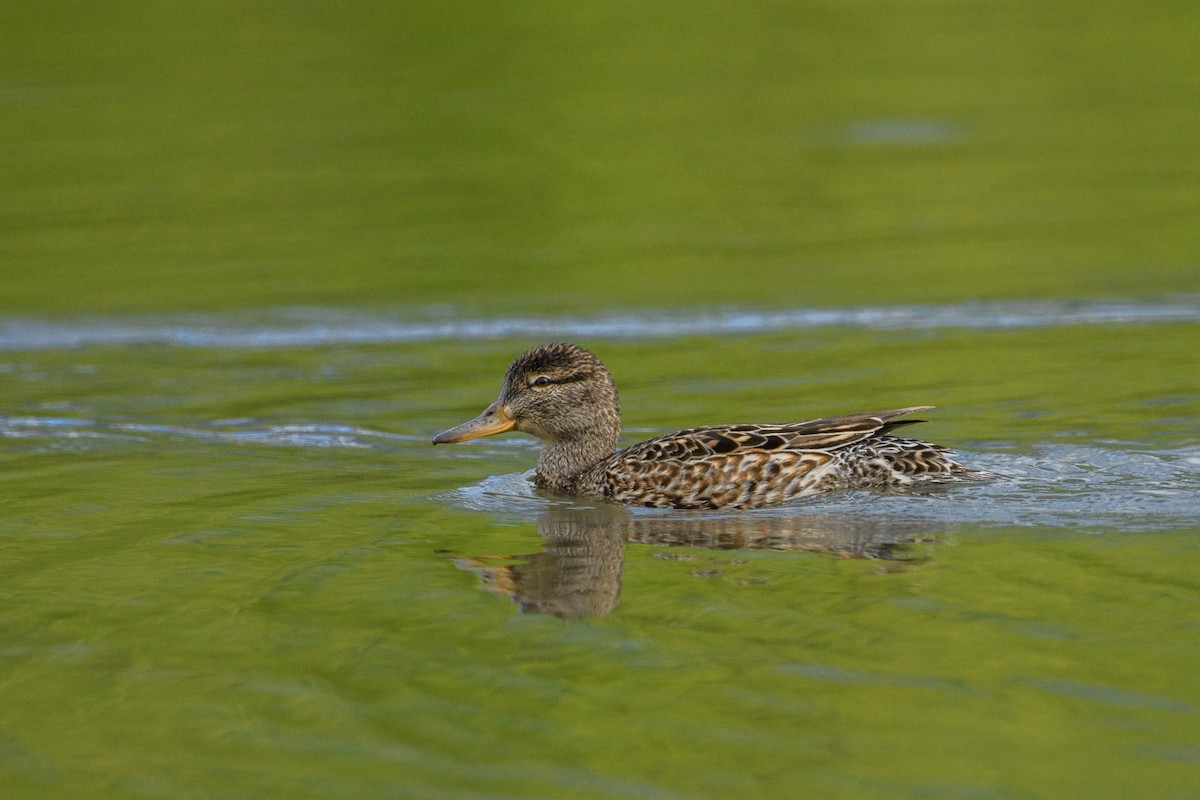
xmin=619 ymin=406 xmax=933 ymax=462
xmin=593 ymin=407 xmax=939 ymax=509
xmin=773 ymin=406 xmax=934 ymax=437
xmin=602 ymin=450 xmax=835 ymax=509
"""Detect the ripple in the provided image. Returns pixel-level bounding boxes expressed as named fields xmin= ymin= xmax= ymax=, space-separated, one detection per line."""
xmin=1024 ymin=678 xmax=1194 ymax=714
xmin=437 ymin=443 xmax=1200 ymax=534
xmin=1 ymin=299 xmax=1197 ymax=350
xmin=837 ymin=118 xmax=964 ymax=146
xmin=0 ymin=416 xmax=410 ymax=450
xmin=6 ymin=413 xmax=1197 ymax=532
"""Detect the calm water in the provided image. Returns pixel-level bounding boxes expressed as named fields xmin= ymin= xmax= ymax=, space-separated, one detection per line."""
xmin=4 ymin=313 xmax=1199 ymax=799
xmin=4 ymin=2 xmax=1200 ymax=799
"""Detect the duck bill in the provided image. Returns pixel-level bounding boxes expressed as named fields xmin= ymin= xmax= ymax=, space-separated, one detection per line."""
xmin=432 ymin=401 xmax=516 ymax=444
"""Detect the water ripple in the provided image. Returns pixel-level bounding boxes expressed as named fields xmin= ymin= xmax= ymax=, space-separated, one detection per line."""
xmin=0 ymin=416 xmax=411 ymax=450
xmin=5 ymin=414 xmax=1197 ymax=532
xmin=441 ymin=444 xmax=1200 ymax=533
xmin=1 ymin=299 xmax=1197 ymax=350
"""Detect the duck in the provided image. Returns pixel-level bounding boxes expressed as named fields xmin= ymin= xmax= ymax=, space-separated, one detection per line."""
xmin=432 ymin=343 xmax=991 ymax=509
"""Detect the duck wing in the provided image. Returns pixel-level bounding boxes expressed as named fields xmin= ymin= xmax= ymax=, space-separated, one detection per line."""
xmin=587 ymin=407 xmax=936 ymax=508
xmin=615 ymin=406 xmax=933 ymax=462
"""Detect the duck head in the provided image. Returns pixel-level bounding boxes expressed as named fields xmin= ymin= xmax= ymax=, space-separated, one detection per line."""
xmin=433 ymin=343 xmax=621 ymax=451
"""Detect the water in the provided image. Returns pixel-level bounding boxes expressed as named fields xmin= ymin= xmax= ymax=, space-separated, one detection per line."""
xmin=4 ymin=2 xmax=1200 ymax=798
xmin=3 ymin=299 xmax=1200 ymax=349
xmin=4 ymin=315 xmax=1199 ymax=799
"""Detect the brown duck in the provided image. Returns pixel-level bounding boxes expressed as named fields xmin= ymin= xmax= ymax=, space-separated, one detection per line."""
xmin=433 ymin=343 xmax=990 ymax=509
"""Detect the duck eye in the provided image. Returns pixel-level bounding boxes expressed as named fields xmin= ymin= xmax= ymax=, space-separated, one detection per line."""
xmin=531 ymin=375 xmax=553 ymax=388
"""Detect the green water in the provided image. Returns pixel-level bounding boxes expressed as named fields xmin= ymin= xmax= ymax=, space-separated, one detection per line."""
xmin=4 ymin=1 xmax=1200 ymax=314
xmin=3 ymin=2 xmax=1200 ymax=799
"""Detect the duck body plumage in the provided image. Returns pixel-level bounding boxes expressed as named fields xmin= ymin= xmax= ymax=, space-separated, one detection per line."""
xmin=433 ymin=343 xmax=991 ymax=510
xmin=558 ymin=409 xmax=984 ymax=509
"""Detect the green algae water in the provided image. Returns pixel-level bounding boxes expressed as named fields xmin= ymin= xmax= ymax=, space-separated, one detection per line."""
xmin=5 ymin=321 xmax=1199 ymax=799
xmin=3 ymin=2 xmax=1200 ymax=799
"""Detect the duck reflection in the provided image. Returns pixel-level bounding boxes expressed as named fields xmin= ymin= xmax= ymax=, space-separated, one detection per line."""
xmin=454 ymin=503 xmax=938 ymax=619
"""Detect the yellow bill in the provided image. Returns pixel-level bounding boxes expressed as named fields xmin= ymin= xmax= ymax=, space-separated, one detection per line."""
xmin=432 ymin=400 xmax=515 ymax=444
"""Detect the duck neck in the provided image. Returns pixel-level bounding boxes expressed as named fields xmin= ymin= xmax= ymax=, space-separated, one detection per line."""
xmin=535 ymin=426 xmax=619 ymax=492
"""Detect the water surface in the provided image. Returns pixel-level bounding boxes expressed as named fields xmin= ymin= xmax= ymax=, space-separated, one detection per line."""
xmin=3 ymin=1 xmax=1200 ymax=798
xmin=4 ymin=315 xmax=1199 ymax=799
